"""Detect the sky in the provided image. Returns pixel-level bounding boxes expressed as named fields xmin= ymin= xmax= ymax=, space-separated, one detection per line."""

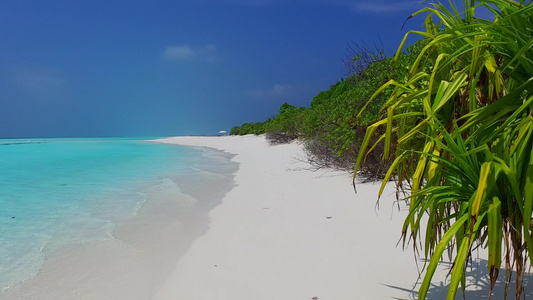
xmin=1 ymin=0 xmax=433 ymax=138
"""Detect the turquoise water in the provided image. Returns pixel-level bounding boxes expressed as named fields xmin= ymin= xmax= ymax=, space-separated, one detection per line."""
xmin=0 ymin=138 xmax=235 ymax=292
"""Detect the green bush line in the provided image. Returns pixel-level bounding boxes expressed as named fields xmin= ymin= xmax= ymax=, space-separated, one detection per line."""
xmin=231 ymin=40 xmax=425 ymax=175
xmin=233 ymin=1 xmax=533 ymax=298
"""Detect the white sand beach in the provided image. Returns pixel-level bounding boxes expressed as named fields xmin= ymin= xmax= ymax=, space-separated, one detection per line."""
xmin=7 ymin=134 xmax=527 ymax=299
xmin=154 ymin=135 xmax=533 ymax=300
xmin=153 ymin=135 xmax=422 ymax=300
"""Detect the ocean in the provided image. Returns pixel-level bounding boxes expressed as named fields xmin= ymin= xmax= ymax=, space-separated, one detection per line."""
xmin=0 ymin=138 xmax=238 ymax=294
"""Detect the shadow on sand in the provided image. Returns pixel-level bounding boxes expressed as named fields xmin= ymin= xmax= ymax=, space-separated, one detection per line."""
xmin=385 ymin=258 xmax=533 ymax=299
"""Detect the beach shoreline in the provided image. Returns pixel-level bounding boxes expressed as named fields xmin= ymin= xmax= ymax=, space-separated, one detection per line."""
xmin=152 ymin=135 xmax=531 ymax=299
xmin=152 ymin=135 xmax=421 ymax=299
xmin=3 ymin=140 xmax=239 ymax=300
xmin=6 ymin=135 xmax=522 ymax=299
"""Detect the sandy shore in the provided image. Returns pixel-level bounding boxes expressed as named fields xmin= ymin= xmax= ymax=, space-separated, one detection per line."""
xmin=8 ymin=134 xmax=527 ymax=299
xmin=153 ymin=135 xmax=422 ymax=299
xmin=154 ymin=135 xmax=533 ymax=299
xmin=4 ymin=141 xmax=238 ymax=300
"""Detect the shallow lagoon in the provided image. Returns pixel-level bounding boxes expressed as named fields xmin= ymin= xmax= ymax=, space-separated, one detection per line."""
xmin=0 ymin=138 xmax=238 ymax=294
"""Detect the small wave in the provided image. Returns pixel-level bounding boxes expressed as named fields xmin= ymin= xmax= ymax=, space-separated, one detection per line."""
xmin=0 ymin=141 xmax=46 ymax=146
xmin=131 ymin=191 xmax=148 ymax=216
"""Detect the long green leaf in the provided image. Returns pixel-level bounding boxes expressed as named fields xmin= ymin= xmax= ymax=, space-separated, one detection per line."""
xmin=487 ymin=196 xmax=502 ymax=293
xmin=418 ymin=214 xmax=469 ymax=300
xmin=447 ymin=235 xmax=473 ymax=300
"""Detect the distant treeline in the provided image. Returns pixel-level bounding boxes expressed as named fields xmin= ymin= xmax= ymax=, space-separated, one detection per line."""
xmin=236 ymin=2 xmax=533 ymax=298
xmin=230 ymin=40 xmax=425 ymax=177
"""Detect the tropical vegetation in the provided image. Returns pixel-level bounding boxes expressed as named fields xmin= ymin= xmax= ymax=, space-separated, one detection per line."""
xmin=354 ymin=0 xmax=533 ymax=299
xmin=232 ymin=0 xmax=533 ymax=298
xmin=231 ymin=40 xmax=425 ymax=174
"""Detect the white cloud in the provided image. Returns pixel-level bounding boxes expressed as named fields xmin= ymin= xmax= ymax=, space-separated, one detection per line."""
xmin=270 ymin=84 xmax=294 ymax=97
xmin=162 ymin=44 xmax=220 ymax=62
xmin=175 ymin=0 xmax=426 ymax=12
xmin=180 ymin=0 xmax=279 ymax=7
xmin=163 ymin=45 xmax=197 ymax=61
xmin=354 ymin=0 xmax=424 ymax=13
xmin=248 ymin=82 xmax=311 ymax=99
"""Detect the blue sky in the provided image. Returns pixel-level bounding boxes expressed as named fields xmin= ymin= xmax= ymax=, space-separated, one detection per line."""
xmin=1 ymin=0 xmax=431 ymax=138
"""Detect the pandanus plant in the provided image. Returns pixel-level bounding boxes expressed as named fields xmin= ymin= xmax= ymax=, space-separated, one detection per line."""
xmin=354 ymin=1 xmax=533 ymax=299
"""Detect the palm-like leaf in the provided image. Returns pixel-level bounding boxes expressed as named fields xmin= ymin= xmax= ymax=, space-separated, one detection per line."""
xmin=354 ymin=1 xmax=533 ymax=299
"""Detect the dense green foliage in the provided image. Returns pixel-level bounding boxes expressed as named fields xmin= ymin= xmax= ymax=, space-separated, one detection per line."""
xmin=355 ymin=1 xmax=533 ymax=298
xmin=229 ymin=121 xmax=269 ymax=135
xmin=233 ymin=0 xmax=533 ymax=297
xmin=231 ymin=41 xmax=424 ymax=173
xmin=229 ymin=103 xmax=307 ymax=138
